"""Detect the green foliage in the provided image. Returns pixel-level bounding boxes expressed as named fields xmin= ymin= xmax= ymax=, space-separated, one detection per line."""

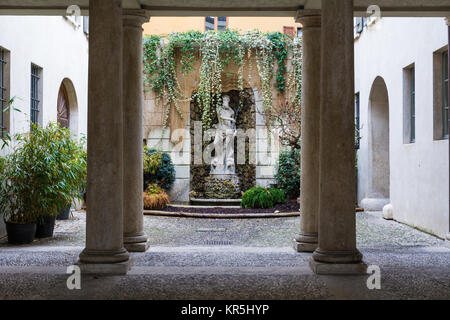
xmin=0 ymin=123 xmax=87 ymax=224
xmin=241 ymin=186 xmax=274 ymax=209
xmin=275 ymin=149 xmax=300 ymax=199
xmin=142 ymin=30 xmax=300 ymax=130
xmin=267 ymin=32 xmax=290 ymax=92
xmin=143 ymin=147 xmax=175 ymax=191
xmin=1 ymin=97 xmax=21 ymax=149
xmin=268 ymin=187 xmax=286 ymax=204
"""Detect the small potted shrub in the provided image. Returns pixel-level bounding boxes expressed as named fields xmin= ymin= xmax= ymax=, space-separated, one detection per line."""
xmin=143 ymin=183 xmax=170 ymax=210
xmin=0 ymin=123 xmax=87 ymax=242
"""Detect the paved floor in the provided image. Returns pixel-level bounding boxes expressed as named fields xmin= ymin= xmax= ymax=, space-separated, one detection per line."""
xmin=0 ymin=211 xmax=448 ymax=299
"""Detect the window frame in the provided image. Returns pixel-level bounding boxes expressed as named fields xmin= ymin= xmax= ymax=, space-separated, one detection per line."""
xmin=30 ymin=64 xmax=42 ymax=129
xmin=0 ymin=48 xmax=6 ymax=136
xmin=204 ymin=16 xmax=228 ymax=31
xmin=355 ymin=92 xmax=360 ymax=150
xmin=410 ymin=67 xmax=416 ymax=143
xmin=0 ymin=47 xmax=9 ymax=138
xmin=443 ymin=50 xmax=449 ymax=139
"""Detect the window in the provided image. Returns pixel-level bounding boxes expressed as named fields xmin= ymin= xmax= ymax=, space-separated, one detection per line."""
xmin=432 ymin=48 xmax=449 ymax=140
xmin=30 ymin=64 xmax=42 ymax=128
xmin=217 ymin=16 xmax=227 ymax=31
xmin=297 ymin=27 xmax=302 ymax=38
xmin=83 ymin=16 xmax=89 ymax=35
xmin=443 ymin=51 xmax=448 ymax=138
xmin=403 ymin=64 xmax=415 ymax=143
xmin=283 ymin=26 xmax=295 ymax=37
xmin=354 ymin=17 xmax=363 ymax=36
xmin=204 ymin=16 xmax=227 ymax=31
xmin=355 ymin=92 xmax=360 ymax=149
xmin=0 ymin=47 xmax=9 ymax=137
xmin=410 ymin=67 xmax=416 ymax=143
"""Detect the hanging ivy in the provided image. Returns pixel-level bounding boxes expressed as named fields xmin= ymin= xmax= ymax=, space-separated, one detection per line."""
xmin=142 ymin=30 xmax=301 ymax=130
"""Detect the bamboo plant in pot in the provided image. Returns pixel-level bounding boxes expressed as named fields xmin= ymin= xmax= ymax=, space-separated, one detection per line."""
xmin=0 ymin=123 xmax=87 ymax=243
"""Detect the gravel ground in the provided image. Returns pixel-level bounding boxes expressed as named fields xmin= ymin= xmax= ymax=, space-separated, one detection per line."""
xmin=0 ymin=210 xmax=442 ymax=249
xmin=0 ymin=210 xmax=448 ymax=299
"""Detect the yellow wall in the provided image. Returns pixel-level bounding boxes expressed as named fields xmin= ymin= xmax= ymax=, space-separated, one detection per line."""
xmin=143 ymin=16 xmax=299 ymax=37
xmin=228 ymin=17 xmax=298 ymax=33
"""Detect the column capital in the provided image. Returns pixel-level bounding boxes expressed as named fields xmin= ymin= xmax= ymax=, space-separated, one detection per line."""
xmin=122 ymin=9 xmax=150 ymax=28
xmin=295 ymin=9 xmax=321 ymax=27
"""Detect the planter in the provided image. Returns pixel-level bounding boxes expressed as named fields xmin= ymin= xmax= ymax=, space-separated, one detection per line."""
xmin=35 ymin=215 xmax=56 ymax=238
xmin=5 ymin=221 xmax=36 ymax=244
xmin=56 ymin=204 xmax=71 ymax=220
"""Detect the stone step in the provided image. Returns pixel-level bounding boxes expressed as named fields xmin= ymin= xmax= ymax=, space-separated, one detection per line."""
xmin=190 ymin=198 xmax=242 ymax=206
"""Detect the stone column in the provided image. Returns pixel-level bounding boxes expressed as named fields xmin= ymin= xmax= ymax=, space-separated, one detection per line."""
xmin=310 ymin=0 xmax=366 ymax=274
xmin=293 ymin=11 xmax=321 ymax=252
xmin=78 ymin=0 xmax=130 ymax=274
xmin=122 ymin=10 xmax=150 ymax=252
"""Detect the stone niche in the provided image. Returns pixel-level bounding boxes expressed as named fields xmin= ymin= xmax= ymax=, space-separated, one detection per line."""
xmin=190 ymin=89 xmax=256 ymax=199
xmin=143 ymin=49 xmax=288 ymax=203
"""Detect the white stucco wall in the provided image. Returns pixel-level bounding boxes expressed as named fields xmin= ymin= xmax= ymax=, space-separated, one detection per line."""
xmin=0 ymin=16 xmax=88 ymax=238
xmin=355 ymin=17 xmax=449 ymax=238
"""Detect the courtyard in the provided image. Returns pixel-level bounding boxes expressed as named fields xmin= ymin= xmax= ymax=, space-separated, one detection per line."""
xmin=0 ymin=211 xmax=448 ymax=299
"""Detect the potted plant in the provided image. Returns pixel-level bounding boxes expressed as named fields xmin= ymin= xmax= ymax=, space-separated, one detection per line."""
xmin=0 ymin=123 xmax=87 ymax=242
xmin=56 ymin=203 xmax=71 ymax=220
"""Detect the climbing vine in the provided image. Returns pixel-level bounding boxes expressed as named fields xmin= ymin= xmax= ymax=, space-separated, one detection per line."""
xmin=143 ymin=29 xmax=302 ymax=130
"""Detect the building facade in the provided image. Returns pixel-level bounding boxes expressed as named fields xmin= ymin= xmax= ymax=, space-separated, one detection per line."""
xmin=143 ymin=16 xmax=301 ymax=37
xmin=355 ymin=17 xmax=449 ymax=238
xmin=0 ymin=16 xmax=89 ymax=238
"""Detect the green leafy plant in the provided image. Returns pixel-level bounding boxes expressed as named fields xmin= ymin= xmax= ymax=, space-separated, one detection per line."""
xmin=142 ymin=30 xmax=301 ymax=131
xmin=241 ymin=186 xmax=274 ymax=209
xmin=268 ymin=187 xmax=286 ymax=204
xmin=275 ymin=149 xmax=300 ymax=199
xmin=0 ymin=123 xmax=87 ymax=224
xmin=143 ymin=147 xmax=175 ymax=191
xmin=1 ymin=97 xmax=21 ymax=149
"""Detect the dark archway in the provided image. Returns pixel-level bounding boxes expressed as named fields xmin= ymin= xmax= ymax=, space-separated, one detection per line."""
xmin=57 ymin=78 xmax=78 ymax=135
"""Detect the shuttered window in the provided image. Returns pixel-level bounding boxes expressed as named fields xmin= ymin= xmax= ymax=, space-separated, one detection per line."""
xmin=0 ymin=48 xmax=6 ymax=136
xmin=30 ymin=64 xmax=41 ymax=128
xmin=443 ymin=51 xmax=448 ymax=138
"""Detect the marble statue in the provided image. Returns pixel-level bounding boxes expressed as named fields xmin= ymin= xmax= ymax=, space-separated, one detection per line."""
xmin=211 ymin=94 xmax=236 ymax=174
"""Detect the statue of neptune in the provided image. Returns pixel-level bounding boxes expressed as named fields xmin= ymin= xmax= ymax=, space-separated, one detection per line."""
xmin=211 ymin=94 xmax=236 ymax=174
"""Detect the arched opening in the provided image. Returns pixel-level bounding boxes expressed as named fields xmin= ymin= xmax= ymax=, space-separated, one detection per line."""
xmin=57 ymin=78 xmax=78 ymax=136
xmin=367 ymin=76 xmax=390 ymax=209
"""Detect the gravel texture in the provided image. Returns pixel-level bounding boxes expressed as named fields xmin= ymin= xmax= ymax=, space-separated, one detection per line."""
xmin=0 ymin=210 xmax=448 ymax=299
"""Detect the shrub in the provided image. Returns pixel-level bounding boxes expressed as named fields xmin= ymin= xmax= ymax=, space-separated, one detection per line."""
xmin=275 ymin=149 xmax=300 ymax=199
xmin=143 ymin=183 xmax=170 ymax=210
xmin=143 ymin=147 xmax=175 ymax=191
xmin=0 ymin=123 xmax=87 ymax=224
xmin=241 ymin=186 xmax=274 ymax=209
xmin=268 ymin=187 xmax=285 ymax=204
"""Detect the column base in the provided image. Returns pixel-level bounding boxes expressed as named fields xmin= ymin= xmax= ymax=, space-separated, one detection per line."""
xmin=124 ymin=233 xmax=149 ymax=252
xmin=79 ymin=248 xmax=130 ymax=264
xmin=293 ymin=233 xmax=318 ymax=252
xmin=124 ymin=241 xmax=149 ymax=252
xmin=312 ymin=248 xmax=363 ymax=264
xmin=77 ymin=259 xmax=132 ymax=275
xmin=309 ymin=257 xmax=367 ymax=275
